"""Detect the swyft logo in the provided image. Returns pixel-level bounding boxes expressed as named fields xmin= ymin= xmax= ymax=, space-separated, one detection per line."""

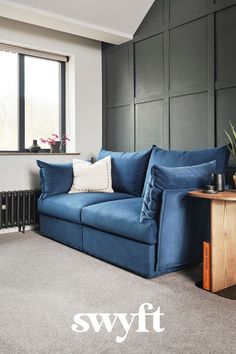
xmin=71 ymin=303 xmax=165 ymax=343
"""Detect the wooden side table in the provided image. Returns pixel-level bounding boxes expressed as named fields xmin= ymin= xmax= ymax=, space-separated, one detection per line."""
xmin=189 ymin=190 xmax=236 ymax=294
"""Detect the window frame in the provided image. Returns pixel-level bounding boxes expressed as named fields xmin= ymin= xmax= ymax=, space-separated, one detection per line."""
xmin=0 ymin=52 xmax=66 ymax=153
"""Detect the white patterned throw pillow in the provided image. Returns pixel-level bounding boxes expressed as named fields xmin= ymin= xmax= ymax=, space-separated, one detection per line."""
xmin=69 ymin=156 xmax=114 ymax=193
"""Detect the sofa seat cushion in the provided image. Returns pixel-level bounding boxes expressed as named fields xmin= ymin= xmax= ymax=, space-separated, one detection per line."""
xmin=81 ymin=198 xmax=157 ymax=245
xmin=38 ymin=192 xmax=134 ymax=224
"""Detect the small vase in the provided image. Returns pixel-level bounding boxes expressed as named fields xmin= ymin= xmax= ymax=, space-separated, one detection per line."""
xmin=29 ymin=139 xmax=41 ymax=153
xmin=233 ymin=175 xmax=236 ymax=189
xmin=50 ymin=141 xmax=61 ymax=153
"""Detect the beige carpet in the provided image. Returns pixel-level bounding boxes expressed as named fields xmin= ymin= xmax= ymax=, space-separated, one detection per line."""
xmin=0 ymin=231 xmax=235 ymax=354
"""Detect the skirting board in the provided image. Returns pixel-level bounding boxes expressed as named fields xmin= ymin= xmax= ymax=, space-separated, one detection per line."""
xmin=0 ymin=225 xmax=39 ymax=234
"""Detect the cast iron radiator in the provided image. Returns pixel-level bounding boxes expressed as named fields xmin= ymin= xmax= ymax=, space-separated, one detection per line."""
xmin=0 ymin=190 xmax=41 ymax=232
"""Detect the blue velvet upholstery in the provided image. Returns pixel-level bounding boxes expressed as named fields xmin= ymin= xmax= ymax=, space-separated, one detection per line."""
xmin=39 ymin=201 xmax=210 ymax=278
xmin=143 ymin=145 xmax=230 ymax=194
xmin=83 ymin=226 xmax=156 ymax=277
xmin=37 ymin=145 xmax=224 ymax=278
xmin=38 ymin=192 xmax=134 ymax=224
xmin=140 ymin=180 xmax=162 ymax=223
xmin=98 ymin=149 xmax=151 ymax=196
xmin=37 ymin=160 xmax=73 ymax=198
xmin=40 ymin=214 xmax=83 ymax=250
xmin=82 ymin=198 xmax=157 ymax=244
xmin=157 ymin=189 xmax=210 ymax=271
xmin=140 ymin=161 xmax=216 ymax=222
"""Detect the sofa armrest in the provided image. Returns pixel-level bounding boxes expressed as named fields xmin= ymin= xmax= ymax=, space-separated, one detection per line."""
xmin=156 ymin=189 xmax=211 ymax=272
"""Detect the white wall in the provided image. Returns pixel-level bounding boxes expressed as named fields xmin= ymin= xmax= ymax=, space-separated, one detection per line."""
xmin=0 ymin=154 xmax=81 ymax=191
xmin=0 ymin=16 xmax=103 ymax=191
xmin=0 ymin=153 xmax=82 ymax=234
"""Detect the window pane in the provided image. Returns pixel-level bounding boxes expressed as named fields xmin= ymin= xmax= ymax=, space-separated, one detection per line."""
xmin=0 ymin=51 xmax=18 ymax=150
xmin=25 ymin=56 xmax=60 ymax=149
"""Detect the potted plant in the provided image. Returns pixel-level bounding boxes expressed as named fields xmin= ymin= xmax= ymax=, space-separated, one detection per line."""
xmin=40 ymin=133 xmax=70 ymax=153
xmin=225 ymin=121 xmax=236 ymax=188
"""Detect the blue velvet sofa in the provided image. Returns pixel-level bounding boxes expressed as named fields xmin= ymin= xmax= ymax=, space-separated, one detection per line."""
xmin=37 ymin=145 xmax=229 ymax=278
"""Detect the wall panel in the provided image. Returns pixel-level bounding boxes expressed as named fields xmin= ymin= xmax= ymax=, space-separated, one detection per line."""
xmin=216 ymin=88 xmax=236 ymax=146
xmin=216 ymin=6 xmax=236 ymax=82
xmin=135 ymin=34 xmax=164 ymax=98
xmin=105 ymin=46 xmax=130 ymax=104
xmin=106 ymin=106 xmax=133 ymax=152
xmin=103 ymin=0 xmax=236 ymax=172
xmin=170 ymin=93 xmax=208 ymax=150
xmin=170 ymin=0 xmax=208 ymax=22
xmin=170 ymin=18 xmax=208 ymax=93
xmin=135 ymin=100 xmax=164 ymax=150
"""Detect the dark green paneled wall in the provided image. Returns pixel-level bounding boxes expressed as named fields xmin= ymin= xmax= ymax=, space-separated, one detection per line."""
xmin=102 ymin=0 xmax=236 ymax=169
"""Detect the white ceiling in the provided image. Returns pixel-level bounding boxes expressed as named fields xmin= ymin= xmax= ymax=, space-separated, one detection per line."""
xmin=0 ymin=0 xmax=155 ymax=44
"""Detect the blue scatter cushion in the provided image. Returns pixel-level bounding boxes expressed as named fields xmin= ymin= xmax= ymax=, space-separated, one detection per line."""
xmin=37 ymin=160 xmax=73 ymax=198
xmin=97 ymin=148 xmax=151 ymax=196
xmin=140 ymin=160 xmax=216 ymax=222
xmin=143 ymin=145 xmax=229 ymax=195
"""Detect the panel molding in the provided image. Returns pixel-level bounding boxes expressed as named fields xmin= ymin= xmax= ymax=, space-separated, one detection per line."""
xmin=134 ymin=94 xmax=164 ymax=104
xmin=163 ymin=9 xmax=170 ymax=149
xmin=169 ymin=84 xmax=208 ymax=98
xmin=129 ymin=44 xmax=135 ymax=151
xmin=102 ymin=48 xmax=107 ymax=148
xmin=170 ymin=8 xmax=209 ymax=29
xmin=208 ymin=13 xmax=215 ymax=146
xmin=106 ymin=99 xmax=131 ymax=109
xmin=215 ymin=78 xmax=236 ymax=90
xmin=213 ymin=0 xmax=236 ymax=12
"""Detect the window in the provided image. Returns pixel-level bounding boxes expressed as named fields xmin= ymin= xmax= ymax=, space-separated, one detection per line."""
xmin=0 ymin=46 xmax=66 ymax=152
xmin=0 ymin=51 xmax=18 ymax=151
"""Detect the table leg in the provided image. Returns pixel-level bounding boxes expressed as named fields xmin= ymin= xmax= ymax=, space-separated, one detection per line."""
xmin=211 ymin=200 xmax=236 ymax=293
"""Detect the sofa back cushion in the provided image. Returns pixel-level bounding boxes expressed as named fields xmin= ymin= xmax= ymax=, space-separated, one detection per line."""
xmin=140 ymin=160 xmax=216 ymax=222
xmin=98 ymin=149 xmax=151 ymax=196
xmin=37 ymin=160 xmax=73 ymax=198
xmin=143 ymin=145 xmax=229 ymax=195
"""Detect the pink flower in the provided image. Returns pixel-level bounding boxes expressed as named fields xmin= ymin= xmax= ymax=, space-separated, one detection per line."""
xmin=40 ymin=133 xmax=71 ymax=146
xmin=47 ymin=138 xmax=56 ymax=145
xmin=40 ymin=138 xmax=47 ymax=144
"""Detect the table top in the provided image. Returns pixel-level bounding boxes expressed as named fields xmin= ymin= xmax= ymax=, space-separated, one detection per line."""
xmin=188 ymin=190 xmax=236 ymax=201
